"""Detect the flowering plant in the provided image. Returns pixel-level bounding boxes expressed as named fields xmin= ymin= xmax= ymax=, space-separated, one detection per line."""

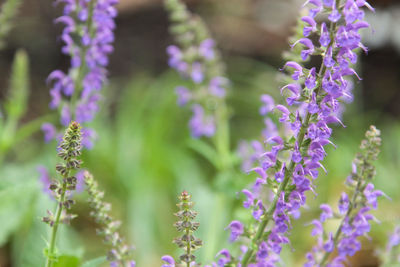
xmin=0 ymin=0 xmax=399 ymax=266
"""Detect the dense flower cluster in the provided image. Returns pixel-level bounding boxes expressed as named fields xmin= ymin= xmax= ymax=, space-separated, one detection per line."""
xmin=214 ymin=0 xmax=375 ymax=265
xmin=42 ymin=0 xmax=118 ymax=148
xmin=305 ymin=125 xmax=382 ymax=266
xmin=85 ymin=171 xmax=136 ymax=267
xmin=161 ymin=191 xmax=202 ymax=267
xmin=164 ymin=0 xmax=228 ymax=138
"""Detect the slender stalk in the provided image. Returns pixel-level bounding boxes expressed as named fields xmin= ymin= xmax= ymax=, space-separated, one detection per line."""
xmin=42 ymin=122 xmax=82 ymax=267
xmin=45 ymin=183 xmax=67 ymax=267
xmin=214 ymin=101 xmax=231 ymax=171
xmin=186 ymin=224 xmax=191 ymax=267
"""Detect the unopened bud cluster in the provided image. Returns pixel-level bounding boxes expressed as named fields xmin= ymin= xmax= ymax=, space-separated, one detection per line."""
xmin=42 ymin=121 xmax=82 ymax=227
xmin=84 ymin=171 xmax=135 ymax=267
xmin=173 ymin=191 xmax=202 ymax=265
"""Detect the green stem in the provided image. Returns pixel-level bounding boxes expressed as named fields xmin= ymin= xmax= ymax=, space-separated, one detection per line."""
xmin=45 ymin=183 xmax=67 ymax=267
xmin=186 ymin=225 xmax=191 ymax=267
xmin=214 ymin=101 xmax=231 ymax=171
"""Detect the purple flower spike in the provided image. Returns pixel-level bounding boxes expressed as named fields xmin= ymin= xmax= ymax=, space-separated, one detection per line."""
xmin=165 ymin=0 xmax=229 ymax=138
xmin=45 ymin=0 xmax=118 ymax=149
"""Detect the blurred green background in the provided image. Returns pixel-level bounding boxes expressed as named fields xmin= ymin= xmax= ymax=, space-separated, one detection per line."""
xmin=0 ymin=0 xmax=400 ymax=266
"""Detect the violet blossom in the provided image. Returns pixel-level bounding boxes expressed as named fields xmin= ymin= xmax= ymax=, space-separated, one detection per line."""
xmin=212 ymin=1 xmax=376 ymax=266
xmin=165 ymin=0 xmax=229 ymax=138
xmin=305 ymin=126 xmax=382 ymax=266
xmin=43 ymin=0 xmax=118 ymax=148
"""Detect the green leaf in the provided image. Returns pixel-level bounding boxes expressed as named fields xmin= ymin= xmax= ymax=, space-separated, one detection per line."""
xmin=81 ymin=256 xmax=107 ymax=267
xmin=187 ymin=138 xmax=219 ymax=167
xmin=5 ymin=49 xmax=29 ymax=119
xmin=0 ymin=0 xmax=23 ymax=49
xmin=0 ymin=170 xmax=38 ymax=245
xmin=12 ymin=187 xmax=84 ymax=267
xmin=0 ymin=49 xmax=30 ymax=155
xmin=53 ymin=255 xmax=80 ymax=267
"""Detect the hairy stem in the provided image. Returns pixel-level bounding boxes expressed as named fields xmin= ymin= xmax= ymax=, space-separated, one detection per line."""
xmin=45 ymin=180 xmax=68 ymax=267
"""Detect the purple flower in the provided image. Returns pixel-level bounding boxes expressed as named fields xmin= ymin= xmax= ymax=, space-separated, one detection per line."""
xmin=320 ymin=204 xmax=333 ymax=222
xmin=161 ymin=255 xmax=175 ymax=267
xmin=323 ymin=232 xmax=334 ymax=252
xmin=221 ymin=0 xmax=377 ymax=265
xmin=242 ymin=189 xmax=254 ymax=209
xmin=199 ymin=39 xmax=215 ymax=60
xmin=166 ymin=5 xmax=229 ymax=139
xmin=45 ymin=0 xmax=118 ymax=149
xmin=38 ymin=166 xmax=52 ymax=197
xmin=387 ymin=226 xmax=400 ymax=249
xmin=41 ymin=123 xmax=56 ymax=142
xmin=209 ymin=77 xmax=227 ymax=98
xmin=215 ymin=249 xmax=231 ymax=266
xmin=338 ymin=192 xmax=349 ymax=215
xmin=301 ymin=16 xmax=317 ymax=37
xmin=189 ymin=105 xmax=215 ymax=138
xmin=226 ymin=220 xmax=244 ymax=242
xmin=319 ymin=22 xmax=330 ymax=47
xmin=363 ymin=183 xmax=383 ymax=209
xmin=175 ymin=86 xmax=191 ymax=106
xmin=260 ymin=94 xmax=275 ymax=115
xmin=191 ymin=62 xmax=204 ymax=83
xmin=310 ymin=219 xmax=323 ymax=237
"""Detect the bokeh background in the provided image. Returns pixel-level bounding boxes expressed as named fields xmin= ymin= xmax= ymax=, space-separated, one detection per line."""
xmin=0 ymin=0 xmax=400 ymax=266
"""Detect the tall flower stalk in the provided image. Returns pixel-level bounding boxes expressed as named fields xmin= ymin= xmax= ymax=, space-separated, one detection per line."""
xmin=215 ymin=0 xmax=375 ymax=265
xmin=162 ymin=191 xmax=203 ymax=267
xmin=305 ymin=125 xmax=383 ymax=266
xmin=84 ymin=171 xmax=136 ymax=267
xmin=43 ymin=0 xmax=118 ymax=148
xmin=164 ymin=0 xmax=231 ymax=170
xmin=42 ymin=121 xmax=82 ymax=267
